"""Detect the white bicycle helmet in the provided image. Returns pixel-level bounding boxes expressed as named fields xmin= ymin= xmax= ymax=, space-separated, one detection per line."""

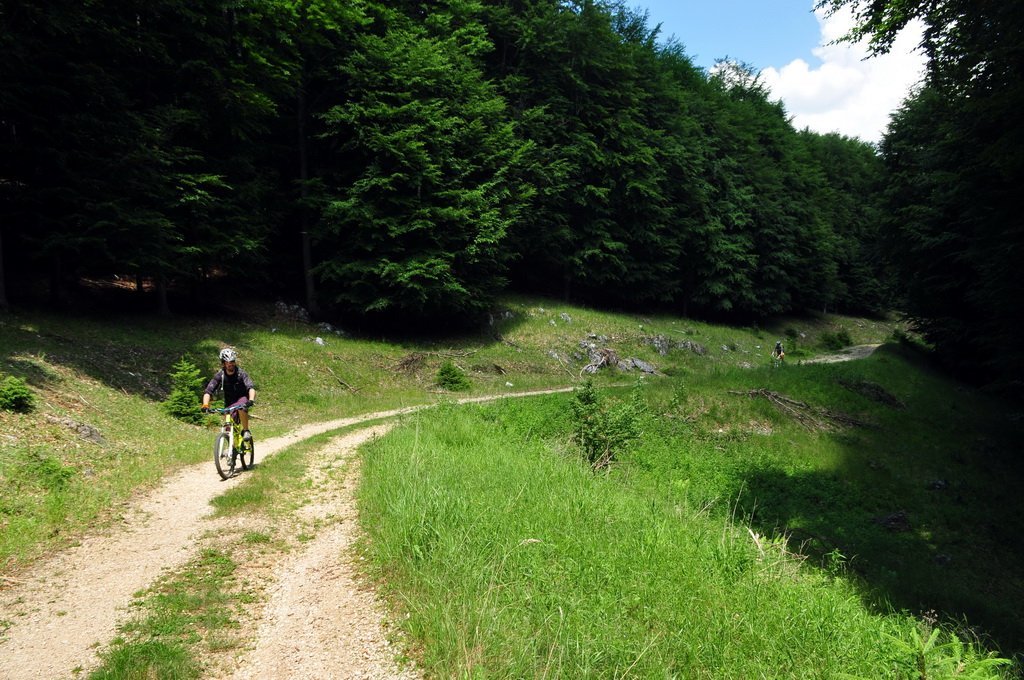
xmin=219 ymin=347 xmax=238 ymax=363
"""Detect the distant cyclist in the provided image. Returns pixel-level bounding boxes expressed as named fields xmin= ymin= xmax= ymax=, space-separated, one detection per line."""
xmin=201 ymin=347 xmax=257 ymax=441
xmin=771 ymin=340 xmax=785 ymax=364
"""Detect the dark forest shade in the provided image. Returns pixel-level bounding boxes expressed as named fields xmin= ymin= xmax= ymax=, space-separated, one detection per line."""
xmin=2 ymin=0 xmax=1020 ymax=391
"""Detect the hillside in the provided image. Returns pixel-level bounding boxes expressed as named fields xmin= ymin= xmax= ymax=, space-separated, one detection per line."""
xmin=1 ymin=297 xmax=1020 ymax=677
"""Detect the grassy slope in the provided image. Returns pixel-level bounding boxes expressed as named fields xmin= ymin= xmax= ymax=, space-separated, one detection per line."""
xmin=356 ymin=347 xmax=1022 ymax=677
xmin=1 ymin=296 xmax=1021 ymax=676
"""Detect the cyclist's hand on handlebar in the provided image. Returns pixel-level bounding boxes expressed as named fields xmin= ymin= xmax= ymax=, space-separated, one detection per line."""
xmin=201 ymin=405 xmax=210 ymax=413
xmin=245 ymin=399 xmax=255 ymax=409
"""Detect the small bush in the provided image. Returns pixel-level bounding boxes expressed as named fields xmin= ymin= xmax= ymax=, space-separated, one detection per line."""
xmin=163 ymin=356 xmax=207 ymax=424
xmin=570 ymin=379 xmax=643 ymax=469
xmin=820 ymin=328 xmax=853 ymax=351
xmin=0 ymin=375 xmax=35 ymax=413
xmin=436 ymin=361 xmax=470 ymax=391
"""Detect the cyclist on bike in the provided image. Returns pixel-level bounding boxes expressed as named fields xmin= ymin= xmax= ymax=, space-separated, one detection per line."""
xmin=201 ymin=347 xmax=257 ymax=441
xmin=772 ymin=340 xmax=785 ymax=362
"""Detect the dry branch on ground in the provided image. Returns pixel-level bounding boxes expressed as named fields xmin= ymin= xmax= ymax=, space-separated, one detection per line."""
xmin=837 ymin=378 xmax=905 ymax=409
xmin=729 ymin=388 xmax=872 ymax=431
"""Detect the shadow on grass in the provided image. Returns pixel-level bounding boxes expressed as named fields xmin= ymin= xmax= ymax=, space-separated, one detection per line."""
xmin=732 ymin=346 xmax=1024 ymax=660
xmin=740 ymin=465 xmax=1024 ymax=659
xmin=0 ymin=286 xmax=257 ymax=401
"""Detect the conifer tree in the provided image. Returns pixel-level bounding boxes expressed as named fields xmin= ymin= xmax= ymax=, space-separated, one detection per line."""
xmin=163 ymin=356 xmax=207 ymax=424
xmin=314 ymin=1 xmax=529 ymax=322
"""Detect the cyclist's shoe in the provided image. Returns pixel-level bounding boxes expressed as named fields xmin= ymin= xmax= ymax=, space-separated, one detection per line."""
xmin=242 ymin=429 xmax=252 ymax=442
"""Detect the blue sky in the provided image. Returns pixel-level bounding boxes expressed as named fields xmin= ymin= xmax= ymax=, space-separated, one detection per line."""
xmin=635 ymin=1 xmax=821 ymax=71
xmin=632 ymin=1 xmax=927 ymax=143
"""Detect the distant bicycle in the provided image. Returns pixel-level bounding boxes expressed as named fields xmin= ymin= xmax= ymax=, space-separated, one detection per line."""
xmin=771 ymin=341 xmax=786 ymax=368
xmin=207 ymin=403 xmax=255 ymax=479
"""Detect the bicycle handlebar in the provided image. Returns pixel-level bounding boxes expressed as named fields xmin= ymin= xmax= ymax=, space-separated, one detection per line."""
xmin=206 ymin=403 xmax=250 ymax=414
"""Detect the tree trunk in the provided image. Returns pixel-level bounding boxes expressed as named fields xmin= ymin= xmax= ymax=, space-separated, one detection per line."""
xmin=298 ymin=84 xmax=320 ymax=317
xmin=0 ymin=226 xmax=8 ymax=311
xmin=49 ymin=254 xmax=63 ymax=306
xmin=156 ymin=272 xmax=170 ymax=316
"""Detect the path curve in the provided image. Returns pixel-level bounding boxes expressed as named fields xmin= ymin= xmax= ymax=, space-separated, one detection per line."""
xmin=0 ymin=387 xmax=573 ymax=680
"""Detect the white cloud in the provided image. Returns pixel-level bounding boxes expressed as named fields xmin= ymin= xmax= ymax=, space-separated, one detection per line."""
xmin=760 ymin=6 xmax=927 ymax=144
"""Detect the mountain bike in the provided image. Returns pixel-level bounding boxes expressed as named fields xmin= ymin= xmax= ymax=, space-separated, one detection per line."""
xmin=772 ymin=350 xmax=785 ymax=368
xmin=208 ymin=403 xmax=255 ymax=480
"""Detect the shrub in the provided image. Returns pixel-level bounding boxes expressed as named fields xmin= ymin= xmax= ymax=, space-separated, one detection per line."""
xmin=820 ymin=328 xmax=853 ymax=351
xmin=570 ymin=379 xmax=643 ymax=469
xmin=0 ymin=375 xmax=35 ymax=413
xmin=163 ymin=356 xmax=207 ymax=424
xmin=436 ymin=361 xmax=470 ymax=391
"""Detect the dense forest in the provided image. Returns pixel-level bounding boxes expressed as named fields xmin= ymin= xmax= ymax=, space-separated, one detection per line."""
xmin=1 ymin=0 xmax=1021 ymax=394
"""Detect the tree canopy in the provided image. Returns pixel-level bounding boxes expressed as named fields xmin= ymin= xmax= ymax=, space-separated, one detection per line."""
xmin=11 ymin=0 xmax=1014 ymax=397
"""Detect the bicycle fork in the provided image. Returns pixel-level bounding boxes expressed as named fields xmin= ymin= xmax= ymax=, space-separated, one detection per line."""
xmin=222 ymin=420 xmax=237 ymax=460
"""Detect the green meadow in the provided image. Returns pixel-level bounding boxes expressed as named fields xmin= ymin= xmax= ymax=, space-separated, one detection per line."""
xmin=1 ymin=298 xmax=1020 ymax=678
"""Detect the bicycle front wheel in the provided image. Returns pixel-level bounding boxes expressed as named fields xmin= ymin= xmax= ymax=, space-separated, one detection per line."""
xmin=239 ymin=437 xmax=255 ymax=470
xmin=213 ymin=433 xmax=234 ymax=480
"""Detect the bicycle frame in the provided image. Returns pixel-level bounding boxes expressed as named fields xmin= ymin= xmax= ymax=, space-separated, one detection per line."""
xmin=211 ymin=404 xmax=245 ymax=445
xmin=209 ymin=403 xmax=252 ymax=479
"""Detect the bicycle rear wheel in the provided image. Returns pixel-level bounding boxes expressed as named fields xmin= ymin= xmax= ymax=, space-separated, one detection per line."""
xmin=239 ymin=437 xmax=255 ymax=470
xmin=214 ymin=433 xmax=234 ymax=480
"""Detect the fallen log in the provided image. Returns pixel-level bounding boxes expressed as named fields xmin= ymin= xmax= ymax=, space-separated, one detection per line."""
xmin=728 ymin=388 xmax=872 ymax=431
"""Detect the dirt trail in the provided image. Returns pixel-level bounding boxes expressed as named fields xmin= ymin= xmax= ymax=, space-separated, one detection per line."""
xmin=801 ymin=343 xmax=882 ymax=364
xmin=223 ymin=425 xmax=419 ymax=680
xmin=0 ymin=388 xmax=572 ymax=680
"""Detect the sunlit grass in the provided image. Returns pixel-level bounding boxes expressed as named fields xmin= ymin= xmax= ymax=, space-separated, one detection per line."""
xmin=208 ymin=431 xmax=333 ymax=517
xmin=357 ymin=390 xmax=1015 ymax=677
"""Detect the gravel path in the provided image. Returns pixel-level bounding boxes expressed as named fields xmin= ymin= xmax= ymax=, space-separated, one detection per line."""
xmin=0 ymin=389 xmax=571 ymax=680
xmin=802 ymin=343 xmax=882 ymax=364
xmin=224 ymin=425 xmax=419 ymax=680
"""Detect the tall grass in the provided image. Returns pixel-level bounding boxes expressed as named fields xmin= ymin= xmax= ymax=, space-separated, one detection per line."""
xmin=357 ymin=398 xmax=1012 ymax=677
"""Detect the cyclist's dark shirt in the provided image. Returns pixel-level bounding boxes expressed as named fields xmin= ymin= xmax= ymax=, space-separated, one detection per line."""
xmin=204 ymin=367 xmax=256 ymax=406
